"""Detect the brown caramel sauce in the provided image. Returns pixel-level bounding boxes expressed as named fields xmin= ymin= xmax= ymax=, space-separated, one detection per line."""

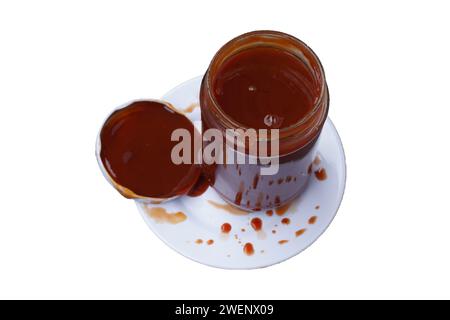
xmin=250 ymin=217 xmax=263 ymax=231
xmin=243 ymin=243 xmax=255 ymax=256
xmin=295 ymin=228 xmax=306 ymax=237
xmin=99 ymin=101 xmax=200 ymax=199
xmin=195 ymin=239 xmax=203 ymax=244
xmin=307 ymin=163 xmax=313 ymax=175
xmin=206 ymin=239 xmax=214 ymax=245
xmin=308 ymin=216 xmax=318 ymax=225
xmin=286 ymin=176 xmax=292 ymax=182
xmin=275 ymin=203 xmax=291 ymax=216
xmin=281 ymin=217 xmax=290 ymax=225
xmin=277 ymin=178 xmax=284 ymax=185
xmin=145 ymin=207 xmax=187 ymax=224
xmin=207 ymin=200 xmax=249 ymax=216
xmin=213 ymin=46 xmax=315 ymax=129
xmin=266 ymin=210 xmax=273 ymax=217
xmin=278 ymin=240 xmax=289 ymax=245
xmin=235 ymin=181 xmax=245 ymax=206
xmin=253 ymin=174 xmax=260 ymax=189
xmin=235 ymin=191 xmax=243 ymax=206
xmin=221 ymin=223 xmax=232 ymax=233
xmin=314 ymin=168 xmax=327 ymax=181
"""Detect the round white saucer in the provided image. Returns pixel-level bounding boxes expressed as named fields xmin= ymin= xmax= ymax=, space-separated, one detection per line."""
xmin=136 ymin=76 xmax=346 ymax=269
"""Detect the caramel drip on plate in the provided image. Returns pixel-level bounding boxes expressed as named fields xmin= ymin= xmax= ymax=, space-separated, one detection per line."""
xmin=275 ymin=203 xmax=291 ymax=216
xmin=308 ymin=216 xmax=318 ymax=225
xmin=145 ymin=207 xmax=187 ymax=224
xmin=243 ymin=243 xmax=255 ymax=256
xmin=182 ymin=102 xmax=199 ymax=113
xmin=207 ymin=200 xmax=249 ymax=216
xmin=314 ymin=168 xmax=327 ymax=181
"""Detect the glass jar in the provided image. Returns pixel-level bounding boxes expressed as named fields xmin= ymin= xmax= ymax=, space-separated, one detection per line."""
xmin=200 ymin=30 xmax=329 ymax=211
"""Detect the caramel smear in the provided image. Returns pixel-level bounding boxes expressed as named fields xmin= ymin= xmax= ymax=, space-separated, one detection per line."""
xmin=195 ymin=239 xmax=203 ymax=244
xmin=295 ymin=228 xmax=307 ymax=237
xmin=308 ymin=216 xmax=318 ymax=225
xmin=207 ymin=200 xmax=249 ymax=216
xmin=278 ymin=240 xmax=289 ymax=245
xmin=314 ymin=168 xmax=328 ymax=181
xmin=182 ymin=102 xmax=199 ymax=113
xmin=275 ymin=203 xmax=291 ymax=216
xmin=145 ymin=207 xmax=187 ymax=224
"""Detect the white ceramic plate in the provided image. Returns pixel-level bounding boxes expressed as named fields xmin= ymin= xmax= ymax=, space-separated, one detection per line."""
xmin=136 ymin=76 xmax=346 ymax=269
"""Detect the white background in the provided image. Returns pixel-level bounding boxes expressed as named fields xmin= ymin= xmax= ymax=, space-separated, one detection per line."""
xmin=1 ymin=0 xmax=449 ymax=299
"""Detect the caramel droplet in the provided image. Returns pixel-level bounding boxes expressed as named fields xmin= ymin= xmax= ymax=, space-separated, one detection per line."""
xmin=234 ymin=181 xmax=245 ymax=205
xmin=295 ymin=229 xmax=307 ymax=237
xmin=253 ymin=174 xmax=260 ymax=189
xmin=314 ymin=168 xmax=327 ymax=181
xmin=221 ymin=223 xmax=232 ymax=233
xmin=251 ymin=217 xmax=263 ymax=231
xmin=266 ymin=210 xmax=273 ymax=217
xmin=308 ymin=216 xmax=318 ymax=225
xmin=195 ymin=239 xmax=203 ymax=244
xmin=206 ymin=239 xmax=214 ymax=245
xmin=243 ymin=243 xmax=255 ymax=256
xmin=235 ymin=191 xmax=243 ymax=206
xmin=281 ymin=217 xmax=290 ymax=225
xmin=278 ymin=240 xmax=289 ymax=245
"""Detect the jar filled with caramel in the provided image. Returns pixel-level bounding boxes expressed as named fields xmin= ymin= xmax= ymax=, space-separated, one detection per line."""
xmin=200 ymin=30 xmax=329 ymax=211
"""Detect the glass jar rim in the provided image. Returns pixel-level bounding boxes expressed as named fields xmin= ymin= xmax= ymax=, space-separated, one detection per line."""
xmin=205 ymin=30 xmax=328 ymax=138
